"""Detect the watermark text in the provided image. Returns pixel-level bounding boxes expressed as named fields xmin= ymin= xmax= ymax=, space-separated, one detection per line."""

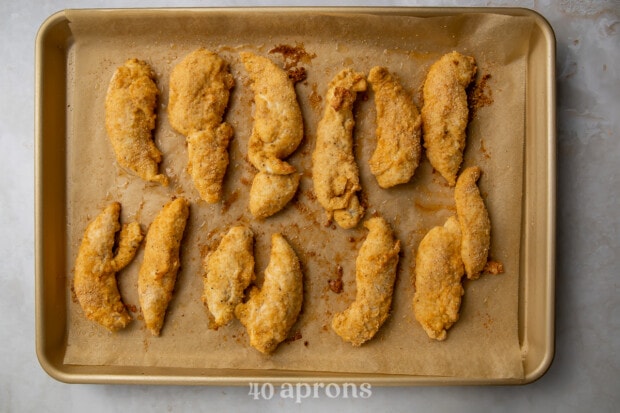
xmin=248 ymin=382 xmax=372 ymax=403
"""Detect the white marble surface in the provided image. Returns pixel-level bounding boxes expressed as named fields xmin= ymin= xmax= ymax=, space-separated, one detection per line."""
xmin=1 ymin=0 xmax=618 ymax=411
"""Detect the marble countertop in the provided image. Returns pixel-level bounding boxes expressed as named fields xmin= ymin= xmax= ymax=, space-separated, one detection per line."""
xmin=1 ymin=0 xmax=618 ymax=411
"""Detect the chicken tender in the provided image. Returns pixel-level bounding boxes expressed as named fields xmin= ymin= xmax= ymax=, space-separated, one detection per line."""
xmin=455 ymin=166 xmax=491 ymax=280
xmin=235 ymin=234 xmax=303 ymax=354
xmin=168 ymin=49 xmax=235 ymax=203
xmin=168 ymin=48 xmax=234 ymax=136
xmin=312 ymin=69 xmax=367 ymax=229
xmin=241 ymin=52 xmax=304 ymax=175
xmin=138 ymin=198 xmax=189 ymax=336
xmin=105 ymin=59 xmax=167 ymax=185
xmin=368 ymin=66 xmax=422 ymax=188
xmin=413 ymin=216 xmax=465 ymax=341
xmin=186 ymin=124 xmax=234 ymax=204
xmin=73 ymin=203 xmax=143 ymax=332
xmin=332 ymin=217 xmax=400 ymax=346
xmin=421 ymin=51 xmax=477 ymax=186
xmin=249 ymin=172 xmax=301 ymax=220
xmin=202 ymin=226 xmax=255 ymax=329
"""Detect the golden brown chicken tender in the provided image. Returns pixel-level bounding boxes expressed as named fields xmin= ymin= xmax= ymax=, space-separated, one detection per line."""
xmin=73 ymin=202 xmax=143 ymax=332
xmin=168 ymin=48 xmax=234 ymax=136
xmin=249 ymin=172 xmax=301 ymax=220
xmin=421 ymin=51 xmax=477 ymax=186
xmin=413 ymin=216 xmax=465 ymax=341
xmin=186 ymin=124 xmax=234 ymax=204
xmin=312 ymin=69 xmax=367 ymax=229
xmin=368 ymin=66 xmax=422 ymax=188
xmin=235 ymin=234 xmax=303 ymax=354
xmin=138 ymin=198 xmax=189 ymax=336
xmin=332 ymin=217 xmax=400 ymax=346
xmin=202 ymin=226 xmax=255 ymax=329
xmin=105 ymin=59 xmax=168 ymax=185
xmin=455 ymin=166 xmax=491 ymax=280
xmin=240 ymin=52 xmax=304 ymax=175
xmin=241 ymin=52 xmax=304 ymax=219
xmin=168 ymin=49 xmax=235 ymax=203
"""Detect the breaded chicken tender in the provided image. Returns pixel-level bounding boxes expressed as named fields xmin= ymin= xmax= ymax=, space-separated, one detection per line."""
xmin=168 ymin=49 xmax=235 ymax=203
xmin=105 ymin=59 xmax=168 ymax=185
xmin=455 ymin=166 xmax=491 ymax=280
xmin=235 ymin=234 xmax=303 ymax=354
xmin=74 ymin=203 xmax=143 ymax=332
xmin=186 ymin=124 xmax=234 ymax=204
xmin=203 ymin=226 xmax=255 ymax=329
xmin=241 ymin=52 xmax=304 ymax=219
xmin=168 ymin=48 xmax=234 ymax=136
xmin=368 ymin=66 xmax=422 ymax=188
xmin=421 ymin=51 xmax=477 ymax=186
xmin=332 ymin=217 xmax=400 ymax=346
xmin=138 ymin=198 xmax=189 ymax=336
xmin=312 ymin=69 xmax=367 ymax=229
xmin=249 ymin=172 xmax=301 ymax=220
xmin=241 ymin=52 xmax=304 ymax=175
xmin=413 ymin=216 xmax=465 ymax=341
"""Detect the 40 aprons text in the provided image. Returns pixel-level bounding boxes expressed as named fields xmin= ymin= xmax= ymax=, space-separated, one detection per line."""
xmin=248 ymin=382 xmax=372 ymax=402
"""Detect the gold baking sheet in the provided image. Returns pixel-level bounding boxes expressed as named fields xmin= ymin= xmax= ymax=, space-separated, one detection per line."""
xmin=35 ymin=7 xmax=556 ymax=385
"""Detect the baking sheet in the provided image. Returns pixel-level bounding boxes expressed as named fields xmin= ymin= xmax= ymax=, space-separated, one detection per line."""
xmin=59 ymin=10 xmax=535 ymax=379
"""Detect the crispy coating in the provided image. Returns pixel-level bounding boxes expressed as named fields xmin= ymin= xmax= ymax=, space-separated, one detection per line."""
xmin=138 ymin=198 xmax=189 ymax=336
xmin=241 ymin=52 xmax=304 ymax=175
xmin=249 ymin=172 xmax=301 ymax=219
xmin=74 ymin=203 xmax=143 ymax=332
xmin=235 ymin=234 xmax=303 ymax=354
xmin=368 ymin=66 xmax=422 ymax=188
xmin=203 ymin=226 xmax=255 ymax=329
xmin=105 ymin=59 xmax=168 ymax=185
xmin=168 ymin=48 xmax=235 ymax=136
xmin=168 ymin=49 xmax=234 ymax=203
xmin=332 ymin=195 xmax=365 ymax=230
xmin=241 ymin=52 xmax=303 ymax=218
xmin=332 ymin=217 xmax=400 ymax=346
xmin=413 ymin=216 xmax=464 ymax=341
xmin=186 ymin=124 xmax=234 ymax=204
xmin=455 ymin=166 xmax=491 ymax=280
xmin=312 ymin=69 xmax=367 ymax=229
xmin=421 ymin=51 xmax=477 ymax=186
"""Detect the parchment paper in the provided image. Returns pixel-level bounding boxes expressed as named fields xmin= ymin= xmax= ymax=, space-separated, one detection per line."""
xmin=63 ymin=10 xmax=533 ymax=379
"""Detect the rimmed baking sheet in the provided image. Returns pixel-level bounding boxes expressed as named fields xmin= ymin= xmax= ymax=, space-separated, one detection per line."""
xmin=35 ymin=7 xmax=555 ymax=385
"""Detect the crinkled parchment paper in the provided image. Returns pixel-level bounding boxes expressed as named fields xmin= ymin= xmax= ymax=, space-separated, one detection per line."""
xmin=63 ymin=10 xmax=533 ymax=379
